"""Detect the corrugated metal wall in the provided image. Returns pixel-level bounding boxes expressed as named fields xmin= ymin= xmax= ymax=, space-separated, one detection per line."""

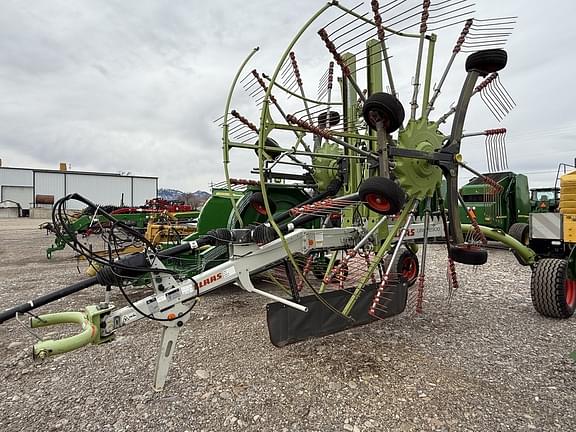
xmin=66 ymin=174 xmax=132 ymax=207
xmin=34 ymin=172 xmax=65 ymax=202
xmin=132 ymin=177 xmax=158 ymax=206
xmin=1 ymin=186 xmax=33 ymax=209
xmin=0 ymin=167 xmax=158 ymax=211
xmin=0 ymin=168 xmax=33 ymax=187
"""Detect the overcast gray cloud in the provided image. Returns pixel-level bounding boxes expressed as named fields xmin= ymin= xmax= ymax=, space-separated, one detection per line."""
xmin=1 ymin=0 xmax=575 ymax=192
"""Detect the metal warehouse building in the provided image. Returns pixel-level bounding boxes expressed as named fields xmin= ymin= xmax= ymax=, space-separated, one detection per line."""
xmin=0 ymin=164 xmax=158 ymax=214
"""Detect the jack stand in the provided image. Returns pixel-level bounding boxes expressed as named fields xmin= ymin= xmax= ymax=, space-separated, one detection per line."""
xmin=154 ymin=323 xmax=184 ymax=391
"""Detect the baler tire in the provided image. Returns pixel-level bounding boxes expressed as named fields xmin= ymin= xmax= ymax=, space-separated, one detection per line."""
xmin=531 ymin=259 xmax=576 ymax=319
xmin=508 ymin=222 xmax=529 ymax=246
xmin=249 ymin=191 xmax=277 ymax=215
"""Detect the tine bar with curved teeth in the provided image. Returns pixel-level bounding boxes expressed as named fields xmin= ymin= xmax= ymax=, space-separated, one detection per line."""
xmin=480 ymin=74 xmax=515 ymax=122
xmin=461 ymin=128 xmax=508 ymax=172
xmin=369 ymin=202 xmax=420 ymax=320
xmin=436 ymin=71 xmax=512 ymax=125
xmin=252 ymin=69 xmax=314 ymax=154
xmin=461 ymin=16 xmax=517 ymax=52
xmin=318 ymin=28 xmax=367 ymax=103
xmin=425 ymin=19 xmax=472 ymax=118
xmin=371 ymin=0 xmax=397 ymax=96
xmin=287 ymin=114 xmax=377 ymax=160
xmin=289 ymin=52 xmax=314 ymax=125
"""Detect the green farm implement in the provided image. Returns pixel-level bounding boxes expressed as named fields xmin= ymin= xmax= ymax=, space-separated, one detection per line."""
xmin=43 ymin=200 xmax=200 ymax=259
xmin=1 ymin=0 xmax=573 ymax=391
xmin=43 ymin=211 xmax=152 ymax=258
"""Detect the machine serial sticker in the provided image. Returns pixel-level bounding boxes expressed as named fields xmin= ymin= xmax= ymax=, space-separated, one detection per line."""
xmin=181 ymin=283 xmax=195 ymax=296
xmin=165 ymin=288 xmax=180 ymax=302
xmin=221 ymin=267 xmax=236 ymax=279
xmin=146 ymin=298 xmax=159 ymax=313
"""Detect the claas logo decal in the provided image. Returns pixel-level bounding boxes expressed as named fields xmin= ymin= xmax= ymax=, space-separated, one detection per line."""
xmin=198 ymin=272 xmax=223 ymax=288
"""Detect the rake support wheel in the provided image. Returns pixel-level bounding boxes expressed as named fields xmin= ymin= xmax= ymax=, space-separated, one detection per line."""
xmin=362 ymin=92 xmax=405 ymax=133
xmin=358 ymin=177 xmax=405 ymax=215
xmin=384 ymin=248 xmax=419 ymax=287
xmin=449 ymin=244 xmax=488 ymax=266
xmin=465 ymin=49 xmax=508 ymax=76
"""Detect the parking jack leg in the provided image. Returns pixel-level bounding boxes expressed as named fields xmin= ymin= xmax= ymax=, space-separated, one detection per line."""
xmin=153 ymin=325 xmax=182 ymax=391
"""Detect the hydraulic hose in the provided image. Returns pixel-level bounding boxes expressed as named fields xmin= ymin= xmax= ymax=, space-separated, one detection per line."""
xmin=0 ymin=277 xmax=98 ymax=324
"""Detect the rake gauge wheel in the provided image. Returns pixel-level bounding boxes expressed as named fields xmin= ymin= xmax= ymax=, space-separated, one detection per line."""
xmin=317 ymin=110 xmax=341 ymax=128
xmin=449 ymin=244 xmax=488 ymax=266
xmin=362 ymin=92 xmax=405 ymax=133
xmin=465 ymin=49 xmax=508 ymax=75
xmin=359 ymin=176 xmax=406 ymax=215
xmin=384 ymin=248 xmax=419 ymax=287
xmin=254 ymin=137 xmax=284 ymax=160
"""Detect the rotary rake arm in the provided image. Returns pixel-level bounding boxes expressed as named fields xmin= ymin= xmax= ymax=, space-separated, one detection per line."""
xmin=2 ymin=0 xmax=547 ymax=392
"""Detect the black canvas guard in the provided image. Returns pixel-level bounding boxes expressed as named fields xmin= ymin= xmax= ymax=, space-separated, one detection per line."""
xmin=266 ymin=282 xmax=408 ymax=347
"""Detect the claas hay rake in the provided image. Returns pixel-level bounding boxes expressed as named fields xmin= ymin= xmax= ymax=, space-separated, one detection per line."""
xmin=2 ymin=1 xmax=573 ymax=391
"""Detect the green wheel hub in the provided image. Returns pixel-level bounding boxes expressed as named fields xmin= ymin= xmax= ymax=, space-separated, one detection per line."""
xmin=394 ymin=119 xmax=444 ymax=198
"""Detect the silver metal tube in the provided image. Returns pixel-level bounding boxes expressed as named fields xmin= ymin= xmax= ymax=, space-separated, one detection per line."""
xmin=384 ymin=202 xmax=420 ymax=277
xmin=354 ymin=216 xmax=389 ymax=251
xmin=249 ymin=287 xmax=309 ymax=312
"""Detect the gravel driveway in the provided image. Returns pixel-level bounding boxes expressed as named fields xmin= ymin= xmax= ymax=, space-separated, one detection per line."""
xmin=1 ymin=218 xmax=575 ymax=431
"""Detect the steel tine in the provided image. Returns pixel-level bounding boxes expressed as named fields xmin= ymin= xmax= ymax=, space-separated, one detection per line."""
xmin=486 ymin=81 xmax=507 ymax=120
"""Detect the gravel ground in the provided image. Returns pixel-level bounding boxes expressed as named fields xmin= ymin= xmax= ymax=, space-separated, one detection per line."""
xmin=0 ymin=218 xmax=575 ymax=432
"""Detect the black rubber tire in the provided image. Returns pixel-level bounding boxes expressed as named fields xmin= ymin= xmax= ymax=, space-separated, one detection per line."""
xmin=358 ymin=176 xmax=405 ymax=215
xmin=317 ymin=110 xmax=341 ymax=128
xmin=254 ymin=137 xmax=283 ymax=159
xmin=383 ymin=249 xmax=419 ymax=287
xmin=249 ymin=191 xmax=277 ymax=215
xmin=531 ymin=259 xmax=576 ymax=319
xmin=362 ymin=92 xmax=405 ymax=133
xmin=449 ymin=244 xmax=488 ymax=266
xmin=465 ymin=49 xmax=507 ymax=75
xmin=508 ymin=222 xmax=529 ymax=246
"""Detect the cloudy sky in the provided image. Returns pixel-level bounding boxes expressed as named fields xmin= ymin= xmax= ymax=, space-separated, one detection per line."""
xmin=1 ymin=0 xmax=575 ymax=192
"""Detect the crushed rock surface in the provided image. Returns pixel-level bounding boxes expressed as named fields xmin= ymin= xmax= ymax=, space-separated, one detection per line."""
xmin=0 ymin=219 xmax=575 ymax=431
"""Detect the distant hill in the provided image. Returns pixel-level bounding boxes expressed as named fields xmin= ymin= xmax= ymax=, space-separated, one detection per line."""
xmin=158 ymin=188 xmax=211 ymax=208
xmin=191 ymin=190 xmax=211 ymax=201
xmin=158 ymin=188 xmax=185 ymax=201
